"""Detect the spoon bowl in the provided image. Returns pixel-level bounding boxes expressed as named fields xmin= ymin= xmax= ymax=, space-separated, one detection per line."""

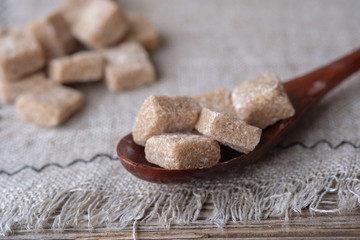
xmin=117 ymin=48 xmax=360 ymax=184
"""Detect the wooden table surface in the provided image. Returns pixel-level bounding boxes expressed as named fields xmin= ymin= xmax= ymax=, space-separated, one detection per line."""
xmin=3 ymin=193 xmax=360 ymax=240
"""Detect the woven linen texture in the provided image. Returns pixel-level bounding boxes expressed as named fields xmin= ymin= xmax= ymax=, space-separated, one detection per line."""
xmin=1 ymin=0 xmax=360 ymax=236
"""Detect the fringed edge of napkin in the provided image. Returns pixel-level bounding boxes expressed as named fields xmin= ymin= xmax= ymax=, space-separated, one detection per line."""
xmin=1 ymin=154 xmax=359 ymax=237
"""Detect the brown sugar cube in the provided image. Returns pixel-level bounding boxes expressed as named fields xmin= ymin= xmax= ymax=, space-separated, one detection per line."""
xmin=49 ymin=52 xmax=103 ymax=83
xmin=231 ymin=73 xmax=295 ymax=129
xmin=103 ymin=41 xmax=149 ymax=65
xmin=16 ymin=82 xmax=84 ymax=127
xmin=0 ymin=30 xmax=44 ymax=81
xmin=193 ymin=87 xmax=237 ymax=118
xmin=103 ymin=42 xmax=155 ymax=91
xmin=29 ymin=12 xmax=77 ymax=60
xmin=124 ymin=14 xmax=160 ymax=51
xmin=0 ymin=73 xmax=47 ymax=104
xmin=132 ymin=95 xmax=199 ymax=146
xmin=71 ymin=0 xmax=128 ymax=49
xmin=145 ymin=133 xmax=221 ymax=169
xmin=59 ymin=0 xmax=87 ymax=24
xmin=105 ymin=58 xmax=155 ymax=91
xmin=0 ymin=26 xmax=7 ymax=36
xmin=195 ymin=108 xmax=262 ymax=153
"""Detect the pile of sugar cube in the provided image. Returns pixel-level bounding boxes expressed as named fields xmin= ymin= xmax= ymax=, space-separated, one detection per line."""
xmin=132 ymin=73 xmax=295 ymax=170
xmin=0 ymin=0 xmax=159 ymax=127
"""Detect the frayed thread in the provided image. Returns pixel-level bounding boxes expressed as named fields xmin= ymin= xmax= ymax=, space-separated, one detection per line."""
xmin=1 ymin=170 xmax=359 ymax=237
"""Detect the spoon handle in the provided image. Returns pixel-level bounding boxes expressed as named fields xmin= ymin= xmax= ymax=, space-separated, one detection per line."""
xmin=285 ymin=47 xmax=360 ymax=112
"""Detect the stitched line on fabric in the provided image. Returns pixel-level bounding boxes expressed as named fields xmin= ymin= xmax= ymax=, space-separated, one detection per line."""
xmin=0 ymin=153 xmax=118 ymax=176
xmin=1 ymin=140 xmax=359 ymax=177
xmin=278 ymin=140 xmax=360 ymax=150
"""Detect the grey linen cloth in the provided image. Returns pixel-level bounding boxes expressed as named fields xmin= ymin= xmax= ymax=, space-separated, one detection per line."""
xmin=0 ymin=0 xmax=360 ymax=235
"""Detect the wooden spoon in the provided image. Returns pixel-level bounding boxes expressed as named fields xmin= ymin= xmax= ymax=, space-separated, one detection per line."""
xmin=117 ymin=48 xmax=360 ymax=184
